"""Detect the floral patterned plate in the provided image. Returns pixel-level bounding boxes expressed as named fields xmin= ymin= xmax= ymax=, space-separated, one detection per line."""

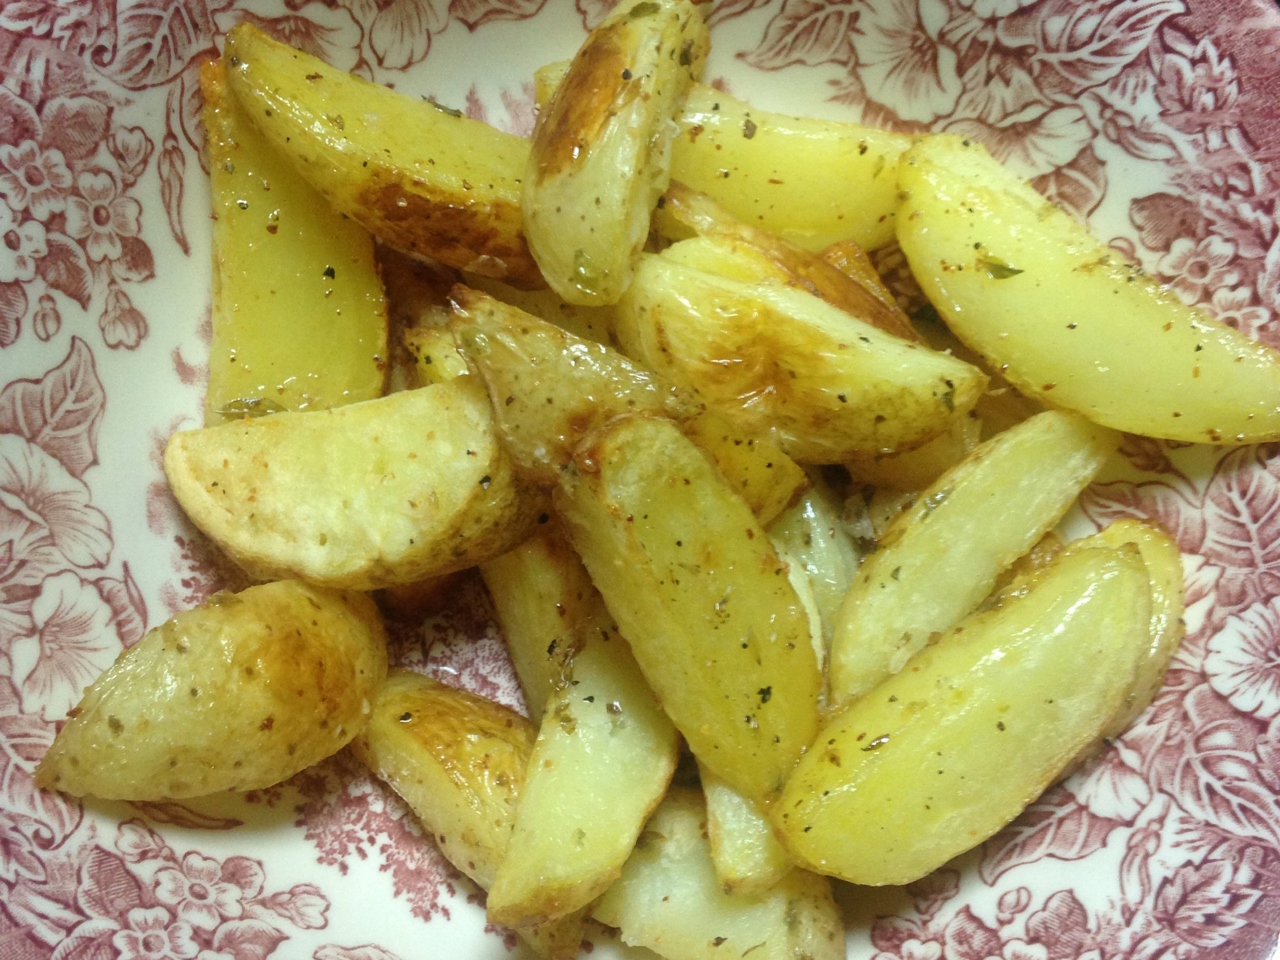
xmin=3 ymin=1 xmax=1280 ymax=958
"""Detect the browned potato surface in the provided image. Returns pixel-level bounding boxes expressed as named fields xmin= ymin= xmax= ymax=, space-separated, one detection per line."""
xmin=38 ymin=581 xmax=386 ymax=799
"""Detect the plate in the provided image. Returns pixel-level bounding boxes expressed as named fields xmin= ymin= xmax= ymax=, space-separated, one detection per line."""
xmin=2 ymin=1 xmax=1280 ymax=958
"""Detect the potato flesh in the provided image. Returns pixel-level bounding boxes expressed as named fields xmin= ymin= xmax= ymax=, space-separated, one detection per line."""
xmin=403 ymin=326 xmax=468 ymax=386
xmin=164 ymin=379 xmax=539 ymax=590
xmin=776 ymin=546 xmax=1151 ymax=886
xmin=462 ymin=273 xmax=616 ymax=346
xmin=845 ymin=414 xmax=982 ymax=490
xmin=487 ymin=533 xmax=679 ymax=926
xmin=350 ymin=671 xmax=583 ymax=959
xmin=556 ymin=416 xmax=820 ymax=800
xmin=524 ymin=0 xmax=708 ymax=304
xmin=451 ymin=288 xmax=807 ymax=520
xmin=828 ymin=411 xmax=1118 ymax=704
xmin=897 ymin=134 xmax=1280 ymax=443
xmin=222 ymin=24 xmax=541 ymax=287
xmin=615 ymin=254 xmax=986 ymax=463
xmin=201 ymin=60 xmax=386 ymax=424
xmin=37 ymin=581 xmax=386 ymax=799
xmin=699 ymin=764 xmax=793 ymax=896
xmin=593 ymin=788 xmax=843 ymax=960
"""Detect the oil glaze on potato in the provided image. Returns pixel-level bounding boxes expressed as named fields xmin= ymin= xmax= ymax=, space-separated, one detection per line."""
xmin=776 ymin=546 xmax=1151 ymax=886
xmin=223 ymin=23 xmax=542 ymax=287
xmin=898 ymin=134 xmax=1280 ymax=443
xmin=523 ymin=0 xmax=708 ymax=304
xmin=164 ymin=379 xmax=540 ymax=590
xmin=36 ymin=581 xmax=386 ymax=800
xmin=201 ymin=59 xmax=386 ymax=425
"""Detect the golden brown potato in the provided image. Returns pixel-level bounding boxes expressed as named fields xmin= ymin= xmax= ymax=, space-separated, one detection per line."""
xmin=164 ymin=379 xmax=541 ymax=590
xmin=898 ymin=134 xmax=1280 ymax=443
xmin=200 ymin=59 xmax=386 ymax=424
xmin=222 ymin=23 xmax=542 ymax=287
xmin=486 ymin=530 xmax=679 ymax=927
xmin=37 ymin=581 xmax=386 ymax=799
xmin=660 ymin=183 xmax=920 ymax=342
xmin=776 ymin=546 xmax=1152 ymax=886
xmin=845 ymin=413 xmax=982 ymax=490
xmin=593 ymin=788 xmax=843 ymax=960
xmin=556 ymin=415 xmax=821 ymax=801
xmin=351 ymin=671 xmax=583 ymax=959
xmin=615 ymin=253 xmax=986 ymax=463
xmin=828 ymin=411 xmax=1118 ymax=704
xmin=524 ymin=0 xmax=708 ymax=303
xmin=536 ymin=60 xmax=912 ymax=253
xmin=402 ymin=325 xmax=468 ymax=386
xmin=462 ymin=273 xmax=616 ymax=346
xmin=450 ymin=286 xmax=807 ymax=521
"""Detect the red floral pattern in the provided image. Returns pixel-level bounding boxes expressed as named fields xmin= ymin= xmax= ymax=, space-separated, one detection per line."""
xmin=4 ymin=1 xmax=1280 ymax=958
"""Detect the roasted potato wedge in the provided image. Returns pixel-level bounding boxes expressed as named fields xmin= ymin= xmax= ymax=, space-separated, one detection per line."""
xmin=351 ymin=671 xmax=583 ymax=959
xmin=767 ymin=480 xmax=862 ymax=647
xmin=615 ymin=253 xmax=986 ymax=462
xmin=536 ymin=60 xmax=912 ymax=253
xmin=450 ymin=286 xmax=807 ymax=520
xmin=462 ymin=273 xmax=615 ymax=346
xmin=776 ymin=545 xmax=1152 ymax=886
xmin=699 ymin=763 xmax=793 ymax=896
xmin=660 ymin=183 xmax=920 ymax=342
xmin=201 ymin=59 xmax=386 ymax=424
xmin=593 ymin=788 xmax=843 ymax=960
xmin=37 ymin=581 xmax=386 ymax=799
xmin=556 ymin=415 xmax=821 ymax=801
xmin=164 ymin=379 xmax=541 ymax=590
xmin=222 ymin=23 xmax=541 ymax=287
xmin=898 ymin=134 xmax=1280 ymax=443
xmin=487 ymin=529 xmax=679 ymax=927
xmin=524 ymin=0 xmax=708 ymax=304
xmin=828 ymin=411 xmax=1118 ymax=704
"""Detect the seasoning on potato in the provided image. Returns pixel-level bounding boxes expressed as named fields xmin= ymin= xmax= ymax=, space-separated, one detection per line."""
xmin=36 ymin=580 xmax=387 ymax=800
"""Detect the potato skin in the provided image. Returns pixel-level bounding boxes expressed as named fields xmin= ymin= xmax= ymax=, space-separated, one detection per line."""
xmin=223 ymin=24 xmax=542 ymax=287
xmin=36 ymin=581 xmax=386 ymax=800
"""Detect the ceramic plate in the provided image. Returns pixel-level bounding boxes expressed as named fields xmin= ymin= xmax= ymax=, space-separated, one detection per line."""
xmin=3 ymin=1 xmax=1280 ymax=958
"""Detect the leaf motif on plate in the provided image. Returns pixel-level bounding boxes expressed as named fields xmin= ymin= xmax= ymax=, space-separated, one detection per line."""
xmin=0 ymin=337 xmax=105 ymax=479
xmin=1024 ymin=890 xmax=1093 ymax=960
xmin=0 ymin=283 xmax=27 ymax=349
xmin=211 ymin=917 xmax=288 ymax=960
xmin=740 ymin=0 xmax=858 ymax=71
xmin=1031 ymin=143 xmax=1108 ymax=221
xmin=75 ymin=847 xmax=146 ymax=922
xmin=37 ymin=234 xmax=93 ymax=311
xmin=1000 ymin=0 xmax=1186 ymax=93
xmin=1200 ymin=445 xmax=1280 ymax=610
xmin=1079 ymin=478 xmax=1205 ymax=554
xmin=979 ymin=786 xmax=1122 ymax=884
xmin=1151 ymin=857 xmax=1262 ymax=947
xmin=314 ymin=945 xmax=405 ymax=960
xmin=450 ymin=0 xmax=548 ymax=31
xmin=102 ymin=0 xmax=218 ymax=91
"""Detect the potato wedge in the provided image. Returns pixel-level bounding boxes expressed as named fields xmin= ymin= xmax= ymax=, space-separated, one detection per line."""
xmin=898 ymin=134 xmax=1280 ymax=443
xmin=615 ymin=253 xmax=986 ymax=462
xmin=767 ymin=480 xmax=862 ymax=646
xmin=556 ymin=415 xmax=820 ymax=801
xmin=776 ymin=546 xmax=1151 ymax=886
xmin=660 ymin=184 xmax=920 ymax=342
xmin=222 ymin=24 xmax=541 ymax=287
xmin=593 ymin=788 xmax=843 ymax=960
xmin=37 ymin=581 xmax=386 ymax=799
xmin=699 ymin=764 xmax=793 ymax=896
xmin=450 ymin=286 xmax=807 ymax=521
xmin=535 ymin=61 xmax=911 ymax=254
xmin=828 ymin=411 xmax=1118 ymax=704
xmin=200 ymin=59 xmax=386 ymax=424
xmin=350 ymin=671 xmax=583 ymax=959
xmin=524 ymin=0 xmax=708 ymax=304
xmin=164 ymin=379 xmax=541 ymax=590
xmin=487 ymin=529 xmax=679 ymax=927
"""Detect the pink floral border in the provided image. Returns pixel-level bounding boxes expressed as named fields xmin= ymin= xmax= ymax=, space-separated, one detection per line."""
xmin=3 ymin=1 xmax=1280 ymax=959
